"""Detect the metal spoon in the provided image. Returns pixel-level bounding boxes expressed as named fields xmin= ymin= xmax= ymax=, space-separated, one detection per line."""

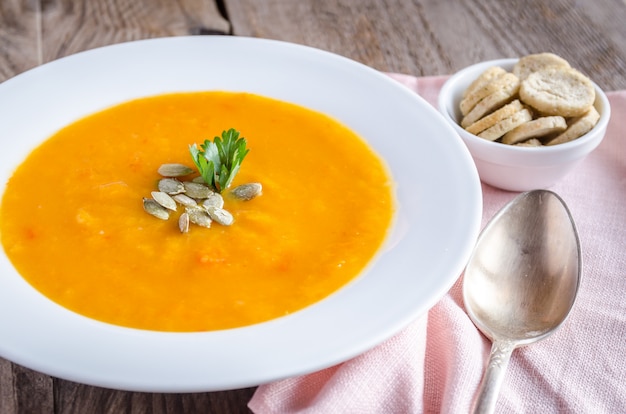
xmin=463 ymin=190 xmax=581 ymax=414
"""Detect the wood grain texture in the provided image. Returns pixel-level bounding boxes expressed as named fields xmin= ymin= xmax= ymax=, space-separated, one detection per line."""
xmin=0 ymin=357 xmax=17 ymax=414
xmin=52 ymin=380 xmax=255 ymax=414
xmin=39 ymin=0 xmax=230 ymax=63
xmin=0 ymin=360 xmax=54 ymax=413
xmin=0 ymin=0 xmax=229 ymax=82
xmin=2 ymin=359 xmax=255 ymax=414
xmin=0 ymin=0 xmax=40 ymax=80
xmin=226 ymin=0 xmax=626 ymax=91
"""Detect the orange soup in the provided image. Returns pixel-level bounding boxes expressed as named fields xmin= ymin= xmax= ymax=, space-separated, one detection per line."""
xmin=0 ymin=92 xmax=394 ymax=332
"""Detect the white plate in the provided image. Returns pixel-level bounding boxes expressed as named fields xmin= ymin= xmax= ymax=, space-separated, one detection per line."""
xmin=0 ymin=36 xmax=481 ymax=392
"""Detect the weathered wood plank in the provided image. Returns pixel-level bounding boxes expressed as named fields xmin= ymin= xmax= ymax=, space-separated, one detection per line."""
xmin=0 ymin=361 xmax=54 ymax=414
xmin=0 ymin=0 xmax=230 ymax=81
xmin=225 ymin=0 xmax=626 ymax=91
xmin=39 ymin=0 xmax=230 ymax=62
xmin=52 ymin=379 xmax=255 ymax=414
xmin=13 ymin=364 xmax=54 ymax=413
xmin=0 ymin=357 xmax=17 ymax=414
xmin=0 ymin=0 xmax=40 ymax=81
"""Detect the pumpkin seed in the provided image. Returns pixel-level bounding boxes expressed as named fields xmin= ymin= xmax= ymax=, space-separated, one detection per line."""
xmin=143 ymin=198 xmax=170 ymax=220
xmin=186 ymin=206 xmax=212 ymax=228
xmin=178 ymin=212 xmax=190 ymax=233
xmin=183 ymin=181 xmax=214 ymax=199
xmin=202 ymin=193 xmax=224 ymax=210
xmin=206 ymin=206 xmax=234 ymax=226
xmin=157 ymin=163 xmax=194 ymax=177
xmin=151 ymin=191 xmax=177 ymax=211
xmin=172 ymin=193 xmax=197 ymax=207
xmin=158 ymin=178 xmax=185 ymax=195
xmin=230 ymin=183 xmax=262 ymax=201
xmin=191 ymin=176 xmax=206 ymax=184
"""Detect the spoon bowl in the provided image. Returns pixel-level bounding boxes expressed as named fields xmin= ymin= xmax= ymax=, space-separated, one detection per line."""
xmin=463 ymin=190 xmax=581 ymax=413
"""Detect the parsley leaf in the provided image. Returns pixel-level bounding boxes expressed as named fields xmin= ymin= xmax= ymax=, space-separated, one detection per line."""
xmin=189 ymin=128 xmax=249 ymax=192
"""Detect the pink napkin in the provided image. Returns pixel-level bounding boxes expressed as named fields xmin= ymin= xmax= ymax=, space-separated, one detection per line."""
xmin=249 ymin=74 xmax=626 ymax=413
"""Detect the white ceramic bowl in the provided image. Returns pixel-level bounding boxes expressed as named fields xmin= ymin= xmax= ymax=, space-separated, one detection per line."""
xmin=438 ymin=58 xmax=611 ymax=192
xmin=0 ymin=36 xmax=482 ymax=392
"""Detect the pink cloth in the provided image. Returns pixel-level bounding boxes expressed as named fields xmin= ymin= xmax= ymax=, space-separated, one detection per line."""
xmin=249 ymin=74 xmax=626 ymax=413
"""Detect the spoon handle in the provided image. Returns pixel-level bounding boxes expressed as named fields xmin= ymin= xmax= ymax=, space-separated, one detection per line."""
xmin=471 ymin=340 xmax=515 ymax=414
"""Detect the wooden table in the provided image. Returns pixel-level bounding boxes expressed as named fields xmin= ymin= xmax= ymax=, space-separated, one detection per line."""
xmin=1 ymin=1 xmax=625 ymax=412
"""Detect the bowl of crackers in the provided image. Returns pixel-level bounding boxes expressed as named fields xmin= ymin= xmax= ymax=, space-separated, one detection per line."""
xmin=438 ymin=53 xmax=610 ymax=191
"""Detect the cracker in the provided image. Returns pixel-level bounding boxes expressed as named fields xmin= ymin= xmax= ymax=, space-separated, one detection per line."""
xmin=477 ymin=108 xmax=533 ymax=141
xmin=513 ymin=53 xmax=571 ymax=80
xmin=501 ymin=115 xmax=567 ymax=144
xmin=465 ymin=99 xmax=524 ymax=135
xmin=461 ymin=79 xmax=520 ymax=128
xmin=545 ymin=106 xmax=600 ymax=146
xmin=515 ymin=138 xmax=543 ymax=147
xmin=463 ymin=66 xmax=507 ymax=98
xmin=460 ymin=72 xmax=519 ymax=116
xmin=519 ymin=67 xmax=595 ymax=117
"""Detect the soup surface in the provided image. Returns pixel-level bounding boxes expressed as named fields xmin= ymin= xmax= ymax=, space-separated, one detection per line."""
xmin=0 ymin=92 xmax=394 ymax=332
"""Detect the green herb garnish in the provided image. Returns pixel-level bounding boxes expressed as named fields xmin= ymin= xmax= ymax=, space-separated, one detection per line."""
xmin=189 ymin=128 xmax=249 ymax=193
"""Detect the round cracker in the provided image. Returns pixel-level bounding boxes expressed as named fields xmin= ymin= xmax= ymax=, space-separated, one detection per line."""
xmin=465 ymin=99 xmax=524 ymax=135
xmin=513 ymin=53 xmax=570 ymax=80
xmin=515 ymin=138 xmax=543 ymax=147
xmin=501 ymin=115 xmax=567 ymax=144
xmin=460 ymin=72 xmax=519 ymax=116
xmin=545 ymin=106 xmax=600 ymax=146
xmin=477 ymin=108 xmax=533 ymax=141
xmin=519 ymin=67 xmax=595 ymax=117
xmin=461 ymin=79 xmax=520 ymax=128
xmin=463 ymin=66 xmax=507 ymax=98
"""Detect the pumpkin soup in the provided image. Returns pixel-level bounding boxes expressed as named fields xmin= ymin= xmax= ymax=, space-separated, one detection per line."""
xmin=0 ymin=92 xmax=395 ymax=332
